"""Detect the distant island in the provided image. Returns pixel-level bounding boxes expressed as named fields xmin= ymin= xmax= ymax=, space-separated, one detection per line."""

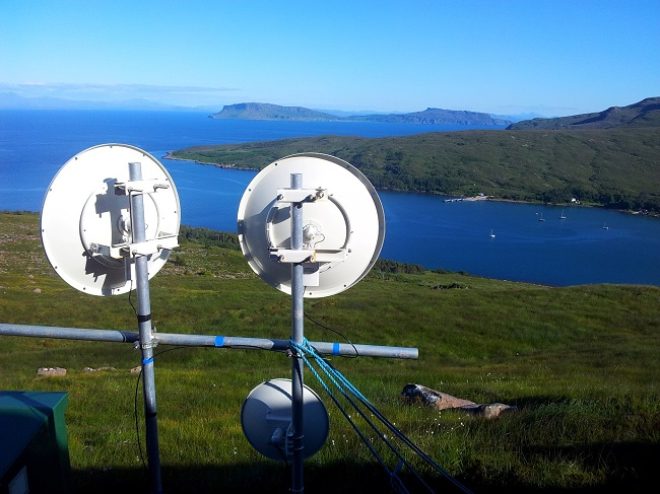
xmin=211 ymin=102 xmax=511 ymax=126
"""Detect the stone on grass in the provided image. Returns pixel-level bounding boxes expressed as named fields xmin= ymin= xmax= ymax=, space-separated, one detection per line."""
xmin=460 ymin=403 xmax=517 ymax=419
xmin=83 ymin=367 xmax=116 ymax=372
xmin=401 ymin=383 xmax=475 ymax=409
xmin=401 ymin=383 xmax=517 ymax=418
xmin=37 ymin=367 xmax=67 ymax=377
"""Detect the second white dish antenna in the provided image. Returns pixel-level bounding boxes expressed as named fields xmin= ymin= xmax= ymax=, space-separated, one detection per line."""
xmin=237 ymin=153 xmax=385 ymax=298
xmin=41 ymin=144 xmax=180 ymax=296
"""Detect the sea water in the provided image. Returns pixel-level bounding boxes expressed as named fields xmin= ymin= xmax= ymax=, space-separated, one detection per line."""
xmin=1 ymin=110 xmax=658 ymax=286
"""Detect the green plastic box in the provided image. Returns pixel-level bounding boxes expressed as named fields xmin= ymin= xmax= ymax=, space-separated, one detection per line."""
xmin=0 ymin=391 xmax=70 ymax=494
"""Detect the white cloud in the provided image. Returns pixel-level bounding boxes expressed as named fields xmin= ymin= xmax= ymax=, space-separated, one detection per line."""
xmin=0 ymin=82 xmax=238 ymax=107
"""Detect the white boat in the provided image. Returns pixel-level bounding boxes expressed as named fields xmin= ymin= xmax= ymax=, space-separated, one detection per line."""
xmin=489 ymin=229 xmax=496 ymax=238
xmin=560 ymin=209 xmax=567 ymax=219
xmin=603 ymin=222 xmax=609 ymax=230
xmin=538 ymin=213 xmax=546 ymax=222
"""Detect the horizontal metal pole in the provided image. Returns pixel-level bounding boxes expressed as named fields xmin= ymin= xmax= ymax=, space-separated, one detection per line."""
xmin=0 ymin=323 xmax=418 ymax=359
xmin=0 ymin=323 xmax=139 ymax=344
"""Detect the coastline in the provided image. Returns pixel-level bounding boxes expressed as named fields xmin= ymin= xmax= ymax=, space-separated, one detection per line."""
xmin=485 ymin=196 xmax=660 ymax=218
xmin=163 ymin=151 xmax=260 ymax=171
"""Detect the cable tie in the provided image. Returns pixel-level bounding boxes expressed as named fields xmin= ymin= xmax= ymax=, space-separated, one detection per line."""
xmin=214 ymin=336 xmax=225 ymax=347
xmin=142 ymin=357 xmax=154 ymax=365
xmin=137 ymin=314 xmax=151 ymax=323
xmin=332 ymin=342 xmax=340 ymax=356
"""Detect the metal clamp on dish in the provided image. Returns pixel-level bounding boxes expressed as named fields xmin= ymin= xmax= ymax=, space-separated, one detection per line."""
xmin=275 ymin=187 xmax=328 ymax=204
xmin=114 ymin=179 xmax=172 ymax=195
xmin=88 ymin=234 xmax=179 ymax=260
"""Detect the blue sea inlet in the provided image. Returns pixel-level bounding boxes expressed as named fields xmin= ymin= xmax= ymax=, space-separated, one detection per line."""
xmin=1 ymin=110 xmax=658 ymax=286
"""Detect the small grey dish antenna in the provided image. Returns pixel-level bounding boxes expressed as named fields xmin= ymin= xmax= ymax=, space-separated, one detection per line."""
xmin=41 ymin=144 xmax=180 ymax=296
xmin=237 ymin=153 xmax=385 ymax=298
xmin=241 ymin=378 xmax=329 ymax=462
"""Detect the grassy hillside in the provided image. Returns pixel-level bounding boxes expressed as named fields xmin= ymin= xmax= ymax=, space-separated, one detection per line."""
xmin=170 ymin=127 xmax=660 ymax=212
xmin=508 ymin=97 xmax=660 ymax=130
xmin=1 ymin=212 xmax=660 ymax=492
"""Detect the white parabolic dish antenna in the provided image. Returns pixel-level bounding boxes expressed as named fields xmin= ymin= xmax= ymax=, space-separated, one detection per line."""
xmin=41 ymin=144 xmax=180 ymax=296
xmin=241 ymin=378 xmax=329 ymax=462
xmin=237 ymin=153 xmax=385 ymax=298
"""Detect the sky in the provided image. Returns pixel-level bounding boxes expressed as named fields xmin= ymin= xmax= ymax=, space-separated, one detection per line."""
xmin=1 ymin=0 xmax=658 ymax=117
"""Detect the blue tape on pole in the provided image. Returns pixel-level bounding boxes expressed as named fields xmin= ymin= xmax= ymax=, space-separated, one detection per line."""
xmin=333 ymin=342 xmax=340 ymax=355
xmin=215 ymin=336 xmax=225 ymax=347
xmin=142 ymin=357 xmax=154 ymax=365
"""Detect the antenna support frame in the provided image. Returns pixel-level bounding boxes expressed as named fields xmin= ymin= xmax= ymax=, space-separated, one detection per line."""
xmin=267 ymin=183 xmax=349 ymax=267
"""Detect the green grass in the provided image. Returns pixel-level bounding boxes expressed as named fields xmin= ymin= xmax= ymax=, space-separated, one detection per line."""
xmin=1 ymin=212 xmax=660 ymax=492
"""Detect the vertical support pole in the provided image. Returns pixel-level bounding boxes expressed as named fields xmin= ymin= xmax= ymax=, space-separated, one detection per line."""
xmin=290 ymin=173 xmax=305 ymax=493
xmin=129 ymin=162 xmax=163 ymax=494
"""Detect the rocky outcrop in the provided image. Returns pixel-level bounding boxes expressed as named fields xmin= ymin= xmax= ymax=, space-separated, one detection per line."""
xmin=401 ymin=383 xmax=517 ymax=418
xmin=401 ymin=383 xmax=475 ymax=409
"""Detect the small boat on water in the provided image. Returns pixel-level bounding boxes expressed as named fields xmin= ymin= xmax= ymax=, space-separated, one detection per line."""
xmin=489 ymin=229 xmax=496 ymax=238
xmin=603 ymin=222 xmax=610 ymax=230
xmin=560 ymin=209 xmax=567 ymax=219
xmin=538 ymin=213 xmax=546 ymax=222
